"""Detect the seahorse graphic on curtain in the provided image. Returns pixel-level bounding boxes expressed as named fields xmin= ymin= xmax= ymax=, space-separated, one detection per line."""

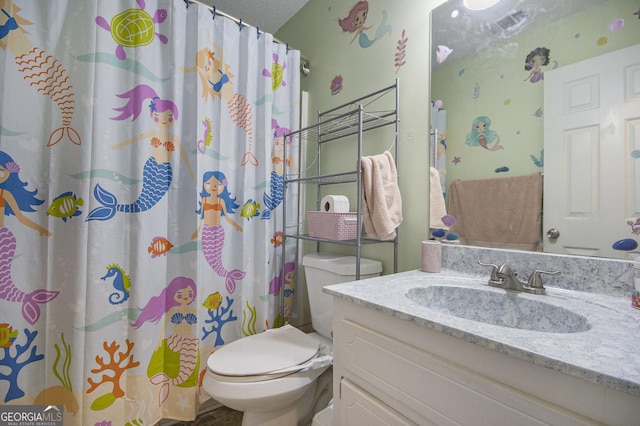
xmin=184 ymin=45 xmax=257 ymax=166
xmin=131 ymin=276 xmax=200 ymax=406
xmin=192 ymin=171 xmax=245 ymax=294
xmin=262 ymin=119 xmax=297 ymax=220
xmin=86 ymin=84 xmax=194 ymax=221
xmin=0 ymin=0 xmax=80 ymax=146
xmin=0 ymin=151 xmax=58 ymax=324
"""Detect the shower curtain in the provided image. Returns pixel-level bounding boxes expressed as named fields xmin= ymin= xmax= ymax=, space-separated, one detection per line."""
xmin=0 ymin=0 xmax=300 ymax=424
xmin=430 ymin=102 xmax=447 ymax=197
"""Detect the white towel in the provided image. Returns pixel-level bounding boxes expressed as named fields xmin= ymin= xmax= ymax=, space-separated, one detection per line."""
xmin=429 ymin=167 xmax=448 ymax=229
xmin=361 ymin=151 xmax=402 ymax=240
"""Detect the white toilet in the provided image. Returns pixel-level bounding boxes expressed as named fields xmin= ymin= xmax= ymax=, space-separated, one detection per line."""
xmin=202 ymin=252 xmax=382 ymax=426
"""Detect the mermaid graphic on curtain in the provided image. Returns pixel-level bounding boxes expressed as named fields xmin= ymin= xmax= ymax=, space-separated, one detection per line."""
xmin=261 ymin=119 xmax=297 ymax=220
xmin=86 ymin=84 xmax=194 ymax=221
xmin=131 ymin=276 xmax=200 ymax=406
xmin=186 ymin=43 xmax=257 ymax=166
xmin=0 ymin=151 xmax=58 ymax=325
xmin=0 ymin=1 xmax=301 ymax=422
xmin=192 ymin=171 xmax=245 ymax=294
xmin=0 ymin=0 xmax=80 ymax=146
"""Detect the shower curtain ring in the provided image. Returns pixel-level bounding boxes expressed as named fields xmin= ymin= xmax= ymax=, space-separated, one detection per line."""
xmin=185 ymin=0 xmax=189 ymax=9
xmin=212 ymin=6 xmax=216 ymax=20
xmin=239 ymin=19 xmax=243 ymax=31
xmin=257 ymin=27 xmax=260 ymax=39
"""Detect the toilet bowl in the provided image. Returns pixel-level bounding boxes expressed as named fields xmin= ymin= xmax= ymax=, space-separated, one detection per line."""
xmin=202 ymin=252 xmax=382 ymax=425
xmin=203 ymin=325 xmax=333 ymax=425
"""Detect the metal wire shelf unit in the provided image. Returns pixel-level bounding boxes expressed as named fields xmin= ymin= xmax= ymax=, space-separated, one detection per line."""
xmin=279 ymin=79 xmax=399 ymax=321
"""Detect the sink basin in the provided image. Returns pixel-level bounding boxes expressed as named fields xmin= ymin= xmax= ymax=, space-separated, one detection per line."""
xmin=406 ymin=286 xmax=591 ymax=333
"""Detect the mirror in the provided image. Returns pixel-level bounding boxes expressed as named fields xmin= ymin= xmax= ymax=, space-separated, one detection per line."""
xmin=429 ymin=0 xmax=640 ymax=259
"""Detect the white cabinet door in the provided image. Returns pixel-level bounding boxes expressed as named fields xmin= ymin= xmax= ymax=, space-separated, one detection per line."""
xmin=339 ymin=379 xmax=417 ymax=426
xmin=544 ymin=44 xmax=640 ymax=259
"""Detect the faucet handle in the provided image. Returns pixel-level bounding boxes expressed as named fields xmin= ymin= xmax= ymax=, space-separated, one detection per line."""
xmin=478 ymin=261 xmax=499 ymax=280
xmin=527 ymin=269 xmax=560 ymax=289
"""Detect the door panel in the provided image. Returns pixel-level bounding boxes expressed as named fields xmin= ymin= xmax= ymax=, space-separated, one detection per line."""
xmin=544 ymin=44 xmax=640 ymax=259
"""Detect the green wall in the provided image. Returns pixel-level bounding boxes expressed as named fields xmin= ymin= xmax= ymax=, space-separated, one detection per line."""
xmin=431 ymin=0 xmax=640 ymax=192
xmin=277 ymin=0 xmax=446 ymax=273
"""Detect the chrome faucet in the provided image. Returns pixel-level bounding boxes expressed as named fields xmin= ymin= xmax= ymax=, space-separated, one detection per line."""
xmin=478 ymin=261 xmax=560 ymax=295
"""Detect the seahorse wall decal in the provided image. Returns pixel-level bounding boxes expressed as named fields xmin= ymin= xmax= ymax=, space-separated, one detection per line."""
xmin=100 ymin=263 xmax=131 ymax=305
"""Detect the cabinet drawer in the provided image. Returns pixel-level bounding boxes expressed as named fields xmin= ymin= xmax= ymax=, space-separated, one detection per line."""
xmin=340 ymin=378 xmax=416 ymax=425
xmin=336 ymin=318 xmax=595 ymax=425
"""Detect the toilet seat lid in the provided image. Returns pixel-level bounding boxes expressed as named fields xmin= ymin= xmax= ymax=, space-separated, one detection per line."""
xmin=208 ymin=325 xmax=320 ymax=376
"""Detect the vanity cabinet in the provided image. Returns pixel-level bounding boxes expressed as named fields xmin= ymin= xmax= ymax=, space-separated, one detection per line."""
xmin=331 ymin=297 xmax=640 ymax=425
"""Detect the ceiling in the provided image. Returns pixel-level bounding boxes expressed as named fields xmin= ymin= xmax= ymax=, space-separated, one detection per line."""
xmin=196 ymin=0 xmax=311 ymax=35
xmin=431 ymin=0 xmax=607 ymax=68
xmin=192 ymin=1 xmax=608 ymax=63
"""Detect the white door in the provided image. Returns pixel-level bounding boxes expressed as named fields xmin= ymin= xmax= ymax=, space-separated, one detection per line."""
xmin=544 ymin=44 xmax=640 ymax=259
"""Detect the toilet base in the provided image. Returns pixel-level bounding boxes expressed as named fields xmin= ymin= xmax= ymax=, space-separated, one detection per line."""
xmin=240 ymin=367 xmax=333 ymax=426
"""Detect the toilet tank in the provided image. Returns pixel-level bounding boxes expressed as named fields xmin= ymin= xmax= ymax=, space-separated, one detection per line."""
xmin=302 ymin=252 xmax=382 ymax=339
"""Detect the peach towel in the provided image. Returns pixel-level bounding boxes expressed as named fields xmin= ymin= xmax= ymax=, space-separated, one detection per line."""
xmin=448 ymin=173 xmax=543 ymax=251
xmin=361 ymin=151 xmax=402 ymax=240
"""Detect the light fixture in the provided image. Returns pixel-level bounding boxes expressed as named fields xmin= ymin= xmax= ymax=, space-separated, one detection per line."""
xmin=463 ymin=0 xmax=501 ymax=11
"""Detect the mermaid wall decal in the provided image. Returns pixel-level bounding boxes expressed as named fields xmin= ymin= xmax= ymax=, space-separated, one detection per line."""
xmin=192 ymin=171 xmax=245 ymax=294
xmin=131 ymin=276 xmax=199 ymax=406
xmin=185 ymin=44 xmax=257 ymax=166
xmin=339 ymin=1 xmax=391 ymax=48
xmin=465 ymin=116 xmax=503 ymax=151
xmin=0 ymin=0 xmax=80 ymax=146
xmin=261 ymin=119 xmax=297 ymax=220
xmin=0 ymin=150 xmax=58 ymax=324
xmin=86 ymin=84 xmax=194 ymax=221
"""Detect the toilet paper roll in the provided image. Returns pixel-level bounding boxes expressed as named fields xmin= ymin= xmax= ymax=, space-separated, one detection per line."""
xmin=321 ymin=195 xmax=350 ymax=213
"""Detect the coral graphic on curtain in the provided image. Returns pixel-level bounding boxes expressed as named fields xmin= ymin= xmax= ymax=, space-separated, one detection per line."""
xmin=0 ymin=1 xmax=301 ymax=424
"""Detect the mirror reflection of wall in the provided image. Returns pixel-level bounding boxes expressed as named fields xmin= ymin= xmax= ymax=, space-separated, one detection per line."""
xmin=430 ymin=0 xmax=640 ymax=259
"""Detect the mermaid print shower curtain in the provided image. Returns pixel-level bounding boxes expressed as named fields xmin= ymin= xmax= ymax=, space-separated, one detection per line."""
xmin=0 ymin=0 xmax=301 ymax=423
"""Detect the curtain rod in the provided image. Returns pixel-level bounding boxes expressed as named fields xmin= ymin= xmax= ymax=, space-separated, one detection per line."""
xmin=184 ymin=0 xmax=310 ymax=73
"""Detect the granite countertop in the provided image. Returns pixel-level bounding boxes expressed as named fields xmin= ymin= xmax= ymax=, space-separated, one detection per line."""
xmin=323 ymin=269 xmax=640 ymax=397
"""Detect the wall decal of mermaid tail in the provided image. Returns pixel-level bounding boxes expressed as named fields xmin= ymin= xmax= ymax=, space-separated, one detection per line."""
xmin=192 ymin=171 xmax=245 ymax=294
xmin=0 ymin=151 xmax=57 ymax=324
xmin=0 ymin=1 xmax=80 ymax=146
xmin=262 ymin=119 xmax=297 ymax=220
xmin=86 ymin=84 xmax=193 ymax=221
